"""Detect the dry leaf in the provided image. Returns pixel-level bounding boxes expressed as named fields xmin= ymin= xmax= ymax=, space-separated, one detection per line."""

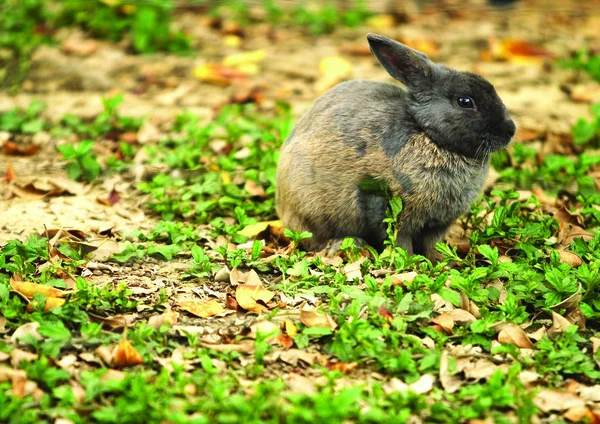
xmin=558 ymin=250 xmax=583 ymax=268
xmin=550 ymin=311 xmax=573 ymax=334
xmin=432 ymin=313 xmax=455 ymax=334
xmin=237 ymin=220 xmax=282 ymax=238
xmin=342 ymin=260 xmax=363 ymax=282
xmin=10 ymin=322 xmax=42 ymax=344
xmin=10 ymin=278 xmax=65 ymax=299
xmin=2 ymin=141 xmax=41 ymax=156
xmin=179 ymin=300 xmax=226 ymax=318
xmin=283 ymin=319 xmax=297 ymax=337
xmin=316 ymin=56 xmax=353 ymax=92
xmin=147 ymin=308 xmax=179 ymax=329
xmin=497 ymin=324 xmax=534 ymax=348
xmin=489 ymin=38 xmax=555 ymax=63
xmin=534 ymin=389 xmax=585 ymax=413
xmin=113 ymin=339 xmax=144 ymax=368
xmin=391 ymin=271 xmax=418 ymax=286
xmin=244 ymin=180 xmax=266 ymax=198
xmin=194 ymin=63 xmax=247 ymax=85
xmin=235 ymin=284 xmax=275 ymax=313
xmin=300 ymin=308 xmax=337 ymax=330
xmin=439 ymin=351 xmax=462 ymax=393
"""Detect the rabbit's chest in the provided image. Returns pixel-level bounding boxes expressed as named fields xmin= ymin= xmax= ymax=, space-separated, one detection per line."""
xmin=385 ymin=134 xmax=487 ymax=225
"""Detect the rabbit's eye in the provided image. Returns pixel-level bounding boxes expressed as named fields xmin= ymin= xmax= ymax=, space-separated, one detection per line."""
xmin=457 ymin=97 xmax=475 ymax=109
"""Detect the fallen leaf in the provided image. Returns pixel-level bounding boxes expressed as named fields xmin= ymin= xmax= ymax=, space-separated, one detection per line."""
xmin=285 ymin=374 xmax=318 ymax=395
xmin=113 ymin=338 xmax=144 ymax=368
xmin=97 ymin=188 xmax=120 ymax=206
xmin=179 ymin=300 xmax=226 ymax=318
xmin=534 ymin=389 xmax=585 ymax=413
xmin=223 ymin=49 xmax=267 ymax=69
xmin=300 ymin=308 xmax=337 ymax=330
xmin=282 ymin=319 xmax=297 ymax=337
xmin=564 ymin=406 xmax=593 ymax=422
xmin=148 ymin=308 xmax=179 ymax=329
xmin=235 ymin=284 xmax=275 ymax=313
xmin=488 ymin=38 xmax=555 ymax=63
xmin=342 ymin=260 xmax=363 ymax=282
xmin=244 ymin=180 xmax=266 ymax=198
xmin=278 ymin=349 xmax=321 ymax=366
xmin=9 ymin=278 xmax=65 ymax=300
xmin=327 ymin=362 xmax=358 ymax=373
xmin=10 ymin=322 xmax=42 ymax=344
xmin=26 ymin=296 xmax=66 ymax=312
xmin=558 ymin=250 xmax=583 ymax=267
xmin=366 ymin=14 xmax=396 ymax=29
xmin=237 ymin=220 xmax=282 ymax=238
xmin=2 ymin=141 xmax=41 ymax=156
xmin=61 ymin=38 xmax=98 ymax=56
xmin=439 ymin=351 xmax=462 ymax=393
xmin=550 ymin=311 xmax=574 ymax=334
xmin=316 ymin=56 xmax=353 ymax=92
xmin=409 ymin=373 xmax=436 ymax=394
xmin=391 ymin=271 xmax=418 ymax=286
xmin=497 ymin=324 xmax=533 ymax=348
xmin=194 ymin=63 xmax=246 ymax=85
xmin=432 ymin=313 xmax=455 ymax=334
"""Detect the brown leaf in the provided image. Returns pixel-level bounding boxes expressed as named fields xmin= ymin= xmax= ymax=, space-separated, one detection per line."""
xmin=244 ymin=180 xmax=266 ymax=198
xmin=327 ymin=362 xmax=358 ymax=373
xmin=390 ymin=271 xmax=418 ymax=286
xmin=378 ymin=304 xmax=394 ymax=322
xmin=439 ymin=351 xmax=462 ymax=393
xmin=4 ymin=163 xmax=16 ymax=181
xmin=300 ymin=308 xmax=337 ymax=330
xmin=342 ymin=260 xmax=363 ymax=282
xmin=550 ymin=311 xmax=574 ymax=334
xmin=534 ymin=389 xmax=585 ymax=413
xmin=179 ymin=300 xmax=226 ymax=318
xmin=61 ymin=38 xmax=98 ymax=56
xmin=235 ymin=284 xmax=275 ymax=313
xmin=97 ymin=188 xmax=120 ymax=206
xmin=489 ymin=38 xmax=555 ymax=62
xmin=10 ymin=322 xmax=42 ymax=344
xmin=432 ymin=313 xmax=455 ymax=334
xmin=113 ymin=339 xmax=144 ymax=368
xmin=147 ymin=308 xmax=179 ymax=329
xmin=497 ymin=324 xmax=534 ymax=348
xmin=558 ymin=250 xmax=583 ymax=268
xmin=2 ymin=140 xmax=41 ymax=156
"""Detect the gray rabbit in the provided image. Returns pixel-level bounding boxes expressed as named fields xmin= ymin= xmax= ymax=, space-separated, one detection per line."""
xmin=276 ymin=33 xmax=516 ymax=262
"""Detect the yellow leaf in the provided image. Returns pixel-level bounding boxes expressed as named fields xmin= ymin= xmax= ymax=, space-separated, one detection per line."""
xmin=319 ymin=56 xmax=353 ymax=80
xmin=237 ymin=220 xmax=282 ymax=238
xmin=26 ymin=297 xmax=66 ymax=312
xmin=10 ymin=278 xmax=65 ymax=299
xmin=366 ymin=14 xmax=395 ymax=29
xmin=112 ymin=339 xmax=144 ymax=368
xmin=235 ymin=284 xmax=275 ymax=313
xmin=223 ymin=49 xmax=267 ymax=67
xmin=179 ymin=300 xmax=226 ymax=318
xmin=223 ymin=35 xmax=242 ymax=48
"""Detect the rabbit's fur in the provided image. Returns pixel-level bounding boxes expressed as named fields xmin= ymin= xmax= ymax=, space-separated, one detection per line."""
xmin=276 ymin=34 xmax=516 ymax=261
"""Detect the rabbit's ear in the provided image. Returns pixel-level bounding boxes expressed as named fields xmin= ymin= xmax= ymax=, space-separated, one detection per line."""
xmin=367 ymin=33 xmax=433 ymax=88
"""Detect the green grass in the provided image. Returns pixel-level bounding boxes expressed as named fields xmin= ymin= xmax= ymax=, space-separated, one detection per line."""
xmin=2 ymin=70 xmax=600 ymax=421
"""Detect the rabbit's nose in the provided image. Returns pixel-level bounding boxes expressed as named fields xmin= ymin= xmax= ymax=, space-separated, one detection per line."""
xmin=504 ymin=119 xmax=516 ymax=139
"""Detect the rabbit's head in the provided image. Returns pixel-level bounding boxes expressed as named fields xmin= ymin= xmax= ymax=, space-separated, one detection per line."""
xmin=367 ymin=33 xmax=516 ymax=159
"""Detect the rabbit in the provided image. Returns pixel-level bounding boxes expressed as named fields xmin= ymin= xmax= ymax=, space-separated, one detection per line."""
xmin=276 ymin=33 xmax=516 ymax=263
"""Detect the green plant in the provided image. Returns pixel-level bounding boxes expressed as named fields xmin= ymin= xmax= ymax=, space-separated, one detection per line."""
xmin=572 ymin=102 xmax=600 ymax=146
xmin=0 ymin=99 xmax=47 ymax=133
xmin=0 ymin=0 xmax=53 ymax=91
xmin=55 ymin=0 xmax=192 ymax=55
xmin=58 ymin=140 xmax=102 ymax=182
xmin=560 ymin=48 xmax=600 ymax=82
